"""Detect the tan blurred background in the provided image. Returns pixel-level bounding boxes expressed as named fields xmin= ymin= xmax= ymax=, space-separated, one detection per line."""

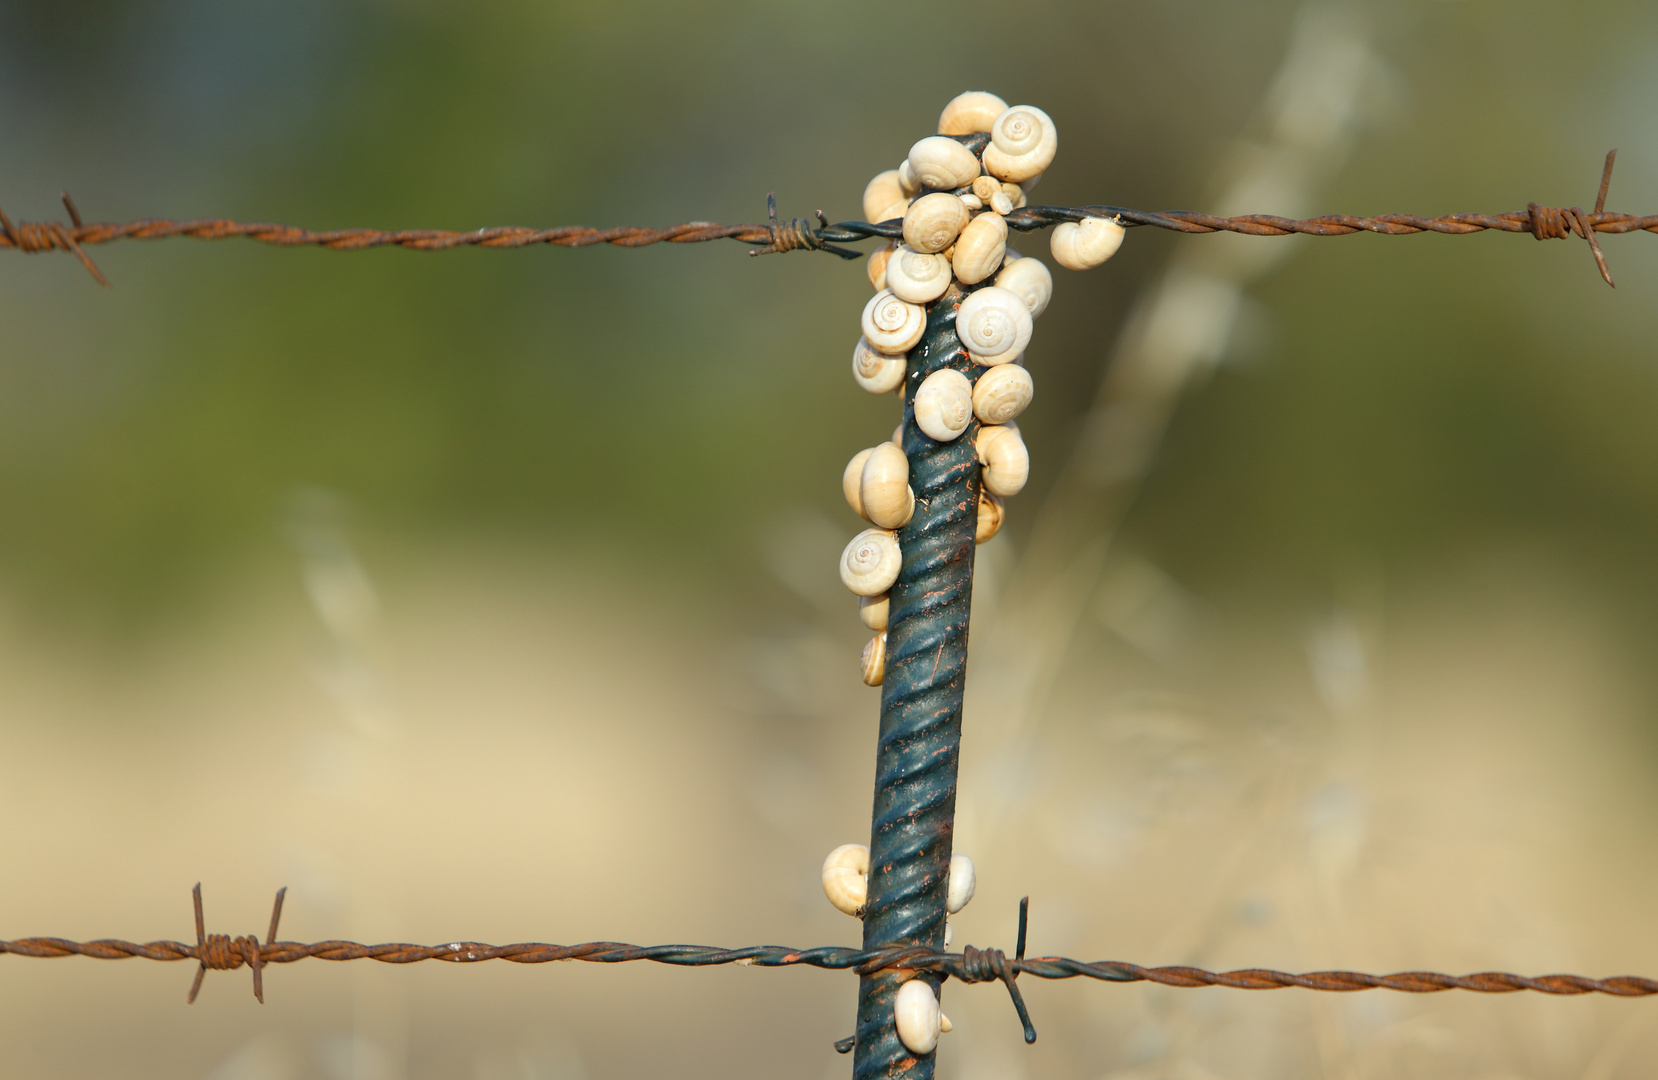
xmin=3 ymin=0 xmax=1658 ymax=1077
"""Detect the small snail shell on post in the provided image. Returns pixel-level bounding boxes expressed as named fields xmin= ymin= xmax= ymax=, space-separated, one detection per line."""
xmin=989 ymin=191 xmax=1014 ymax=215
xmin=907 ymin=136 xmax=981 ymax=192
xmin=913 ymin=369 xmax=974 ymax=443
xmin=1051 ymin=215 xmax=1126 ymax=270
xmin=859 ymin=592 xmax=889 ymax=631
xmin=972 ymin=363 xmax=1033 ymax=425
xmin=862 ymin=290 xmax=926 ymax=354
xmin=843 ymin=446 xmax=875 ymax=520
xmin=897 ymin=158 xmax=922 ymax=196
xmin=854 ymin=336 xmax=906 ymax=395
xmin=861 ymin=632 xmax=886 ymax=687
xmin=975 ymin=490 xmax=1005 ymax=543
xmin=950 ymin=212 xmax=1008 ymax=285
xmin=977 ymin=424 xmax=1030 ymax=497
xmin=956 ymin=286 xmax=1033 ymax=365
xmin=864 ymin=171 xmax=907 ymax=223
xmin=994 ymin=255 xmax=1053 ymax=317
xmin=983 ymin=105 xmax=1058 ymax=183
xmin=947 ymin=853 xmax=976 ymax=913
xmin=971 ymin=176 xmax=1001 ymax=202
xmin=938 ymin=90 xmax=1009 ymax=135
xmin=822 ymin=843 xmax=869 ymax=916
xmin=902 ymin=192 xmax=970 ymax=255
xmin=840 ymin=528 xmax=902 ymax=596
xmin=884 ymin=245 xmax=953 ymax=305
xmin=860 ymin=442 xmax=913 ymax=530
xmin=894 ymin=979 xmax=942 ymax=1055
xmin=867 ymin=242 xmax=896 ymax=291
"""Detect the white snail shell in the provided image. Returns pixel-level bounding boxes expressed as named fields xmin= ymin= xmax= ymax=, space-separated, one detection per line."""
xmin=859 ymin=592 xmax=889 ymax=631
xmin=913 ymin=369 xmax=973 ymax=443
xmin=975 ymin=490 xmax=1005 ymax=543
xmin=971 ymin=176 xmax=1000 ymax=202
xmin=864 ymin=171 xmax=907 ymax=223
xmin=860 ymin=442 xmax=914 ymax=530
xmin=862 ymin=290 xmax=926 ymax=354
xmin=840 ymin=528 xmax=902 ymax=596
xmin=907 ymin=136 xmax=981 ymax=192
xmin=861 ymin=632 xmax=886 ymax=687
xmin=822 ymin=843 xmax=869 ymax=916
xmin=902 ymin=192 xmax=970 ymax=255
xmin=938 ymin=91 xmax=1009 ymax=135
xmin=972 ymin=363 xmax=1033 ymax=425
xmin=977 ymin=425 xmax=1030 ymax=497
xmin=884 ymin=245 xmax=953 ymax=305
xmin=873 ymin=198 xmax=911 ymax=224
xmin=891 ymin=422 xmax=904 ymax=446
xmin=994 ymin=255 xmax=1053 ymax=318
xmin=1051 ymin=216 xmax=1125 ymax=270
xmin=950 ymin=212 xmax=1008 ymax=286
xmin=947 ymin=853 xmax=976 ymax=914
xmin=843 ymin=446 xmax=875 ymax=520
xmin=989 ymin=191 xmax=1014 ymax=215
xmin=854 ymin=336 xmax=907 ymax=394
xmin=956 ymin=286 xmax=1033 ymax=365
xmin=957 ymin=192 xmax=983 ymax=212
xmin=867 ymin=242 xmax=896 ymax=292
xmin=940 ymin=1013 xmax=953 ymax=1034
xmin=894 ymin=979 xmax=942 ymax=1055
xmin=897 ymin=158 xmax=922 ymax=196
xmin=983 ymin=105 xmax=1057 ymax=183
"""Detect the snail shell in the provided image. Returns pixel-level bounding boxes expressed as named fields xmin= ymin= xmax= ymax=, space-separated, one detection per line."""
xmin=913 ymin=369 xmax=974 ymax=443
xmin=938 ymin=91 xmax=1009 ymax=135
xmin=821 ymin=843 xmax=869 ymax=916
xmin=956 ymin=286 xmax=1033 ymax=365
xmin=898 ymin=158 xmax=922 ymax=196
xmin=840 ymin=528 xmax=902 ymax=596
xmin=907 ymin=136 xmax=982 ymax=192
xmin=860 ymin=442 xmax=914 ymax=530
xmin=941 ymin=1013 xmax=953 ymax=1034
xmin=975 ymin=489 xmax=1005 ymax=543
xmin=858 ymin=592 xmax=889 ymax=631
xmin=873 ymin=198 xmax=911 ymax=224
xmin=854 ymin=336 xmax=907 ymax=394
xmin=983 ymin=105 xmax=1057 ymax=183
xmin=867 ymin=242 xmax=896 ymax=291
xmin=947 ymin=853 xmax=976 ymax=913
xmin=989 ymin=191 xmax=1014 ymax=215
xmin=891 ymin=421 xmax=904 ymax=446
xmin=994 ymin=255 xmax=1053 ymax=317
xmin=950 ymin=212 xmax=1008 ymax=285
xmin=884 ymin=245 xmax=953 ymax=305
xmin=894 ymin=979 xmax=942 ymax=1055
xmin=862 ymin=290 xmax=926 ymax=354
xmin=902 ymin=192 xmax=970 ymax=255
xmin=1051 ymin=215 xmax=1126 ymax=270
xmin=971 ymin=176 xmax=1001 ymax=202
xmin=972 ymin=363 xmax=1033 ymax=425
xmin=977 ymin=424 xmax=1030 ymax=497
xmin=843 ymin=446 xmax=875 ymax=520
xmin=861 ymin=632 xmax=886 ymax=687
xmin=863 ymin=171 xmax=907 ymax=223
xmin=957 ymin=192 xmax=983 ymax=211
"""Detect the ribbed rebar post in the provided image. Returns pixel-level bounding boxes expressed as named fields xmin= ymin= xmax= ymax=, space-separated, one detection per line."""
xmin=853 ymin=281 xmax=985 ymax=1080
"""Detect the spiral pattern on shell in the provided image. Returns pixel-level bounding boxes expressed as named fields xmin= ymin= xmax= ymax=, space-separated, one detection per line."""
xmin=853 ymin=336 xmax=906 ymax=394
xmin=913 ymin=368 xmax=974 ymax=443
xmin=901 ymin=192 xmax=970 ymax=255
xmin=956 ymin=286 xmax=1033 ymax=365
xmin=840 ymin=528 xmax=902 ymax=596
xmin=861 ymin=289 xmax=926 ymax=354
xmin=994 ymin=254 xmax=1053 ymax=317
xmin=822 ymin=843 xmax=870 ymax=916
xmin=971 ymin=363 xmax=1033 ymax=425
xmin=983 ymin=104 xmax=1057 ymax=183
xmin=885 ymin=245 xmax=953 ymax=304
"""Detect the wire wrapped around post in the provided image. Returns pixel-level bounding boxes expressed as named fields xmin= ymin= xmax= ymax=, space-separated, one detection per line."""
xmin=854 ymin=281 xmax=985 ymax=1080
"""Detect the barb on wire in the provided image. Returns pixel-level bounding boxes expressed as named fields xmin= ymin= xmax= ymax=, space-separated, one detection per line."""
xmin=2 ymin=153 xmax=1646 ymax=287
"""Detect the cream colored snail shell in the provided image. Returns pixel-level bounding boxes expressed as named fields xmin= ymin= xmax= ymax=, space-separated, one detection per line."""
xmin=950 ymin=213 xmax=1008 ymax=286
xmin=1051 ymin=215 xmax=1126 ymax=270
xmin=897 ymin=158 xmax=922 ymax=196
xmin=941 ymin=1013 xmax=953 ymax=1034
xmin=894 ymin=979 xmax=942 ymax=1055
xmin=843 ymin=446 xmax=875 ymax=520
xmin=902 ymin=192 xmax=970 ymax=255
xmin=972 ymin=363 xmax=1033 ymax=425
xmin=990 ymin=191 xmax=1014 ymax=215
xmin=983 ymin=105 xmax=1057 ymax=183
xmin=939 ymin=91 xmax=1009 ymax=135
xmin=908 ymin=135 xmax=981 ymax=192
xmin=841 ymin=528 xmax=902 ymax=596
xmin=864 ymin=171 xmax=907 ymax=223
xmin=854 ymin=336 xmax=906 ymax=395
xmin=862 ymin=290 xmax=926 ymax=354
xmin=867 ymin=242 xmax=896 ymax=291
xmin=873 ymin=198 xmax=911 ymax=224
xmin=956 ymin=286 xmax=1033 ymax=365
xmin=958 ymin=192 xmax=983 ymax=212
xmin=971 ymin=176 xmax=1001 ymax=201
xmin=977 ymin=425 xmax=1030 ymax=497
xmin=822 ymin=843 xmax=869 ymax=916
xmin=891 ymin=422 xmax=904 ymax=446
xmin=975 ymin=490 xmax=1005 ymax=543
xmin=860 ymin=442 xmax=914 ymax=530
xmin=994 ymin=255 xmax=1053 ymax=318
xmin=947 ymin=853 xmax=976 ymax=914
xmin=913 ymin=369 xmax=974 ymax=443
xmin=859 ymin=592 xmax=889 ymax=631
xmin=884 ymin=245 xmax=953 ymax=305
xmin=861 ymin=632 xmax=887 ymax=687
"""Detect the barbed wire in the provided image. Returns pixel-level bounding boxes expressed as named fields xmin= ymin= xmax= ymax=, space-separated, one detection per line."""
xmin=2 ymin=154 xmax=1644 ymax=288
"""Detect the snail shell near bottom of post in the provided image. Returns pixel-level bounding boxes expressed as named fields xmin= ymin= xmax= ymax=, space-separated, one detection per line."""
xmin=861 ymin=632 xmax=886 ymax=686
xmin=1051 ymin=216 xmax=1126 ymax=270
xmin=840 ymin=528 xmax=902 ymax=596
xmin=956 ymin=286 xmax=1033 ymax=365
xmin=821 ymin=843 xmax=870 ymax=916
xmin=972 ymin=363 xmax=1033 ymax=425
xmin=947 ymin=853 xmax=976 ymax=913
xmin=975 ymin=490 xmax=1004 ymax=543
xmin=913 ymin=369 xmax=974 ymax=442
xmin=894 ymin=979 xmax=943 ymax=1055
xmin=859 ymin=591 xmax=889 ymax=631
xmin=977 ymin=424 xmax=1030 ymax=497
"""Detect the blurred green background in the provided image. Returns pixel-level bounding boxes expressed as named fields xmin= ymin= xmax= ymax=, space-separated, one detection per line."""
xmin=2 ymin=0 xmax=1657 ymax=1078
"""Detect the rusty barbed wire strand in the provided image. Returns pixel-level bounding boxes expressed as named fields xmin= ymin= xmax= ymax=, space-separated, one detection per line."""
xmin=3 ymin=154 xmax=1645 ymax=287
